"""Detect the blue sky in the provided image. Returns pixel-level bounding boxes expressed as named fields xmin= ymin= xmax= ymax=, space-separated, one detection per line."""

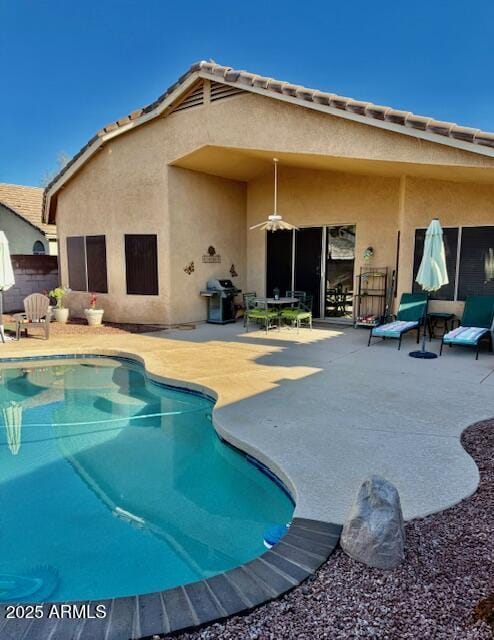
xmin=2 ymin=0 xmax=494 ymax=186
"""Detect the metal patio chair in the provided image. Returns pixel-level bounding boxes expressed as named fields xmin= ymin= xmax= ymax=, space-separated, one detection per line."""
xmin=244 ymin=296 xmax=279 ymax=333
xmin=280 ymin=295 xmax=313 ymax=331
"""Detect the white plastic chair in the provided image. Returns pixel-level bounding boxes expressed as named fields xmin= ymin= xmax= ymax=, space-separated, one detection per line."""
xmin=14 ymin=294 xmax=51 ymax=340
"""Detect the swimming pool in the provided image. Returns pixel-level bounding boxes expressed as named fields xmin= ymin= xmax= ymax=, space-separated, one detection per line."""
xmin=0 ymin=356 xmax=293 ymax=603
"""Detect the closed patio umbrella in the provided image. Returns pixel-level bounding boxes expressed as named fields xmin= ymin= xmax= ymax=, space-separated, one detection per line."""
xmin=0 ymin=231 xmax=15 ymax=343
xmin=410 ymin=218 xmax=449 ymax=359
xmin=2 ymin=401 xmax=22 ymax=455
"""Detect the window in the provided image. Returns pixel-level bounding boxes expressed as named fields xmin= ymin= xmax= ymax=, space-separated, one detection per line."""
xmin=458 ymin=227 xmax=494 ymax=299
xmin=33 ymin=240 xmax=45 ymax=255
xmin=412 ymin=225 xmax=494 ymax=301
xmin=412 ymin=227 xmax=458 ymax=300
xmin=124 ymin=234 xmax=159 ymax=295
xmin=66 ymin=235 xmax=108 ymax=293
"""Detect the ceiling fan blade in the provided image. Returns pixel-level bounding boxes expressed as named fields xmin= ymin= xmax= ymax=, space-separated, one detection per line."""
xmin=249 ymin=221 xmax=268 ymax=230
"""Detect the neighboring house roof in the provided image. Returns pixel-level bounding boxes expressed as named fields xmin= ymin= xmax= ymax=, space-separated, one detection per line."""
xmin=0 ymin=183 xmax=56 ymax=238
xmin=43 ymin=60 xmax=494 ymax=221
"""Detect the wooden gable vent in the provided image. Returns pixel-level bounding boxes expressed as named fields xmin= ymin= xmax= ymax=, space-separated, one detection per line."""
xmin=170 ymin=82 xmax=205 ymax=113
xmin=210 ymin=81 xmax=246 ymax=102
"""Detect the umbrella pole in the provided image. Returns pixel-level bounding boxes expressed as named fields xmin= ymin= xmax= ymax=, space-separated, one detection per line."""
xmin=409 ymin=303 xmax=437 ymax=359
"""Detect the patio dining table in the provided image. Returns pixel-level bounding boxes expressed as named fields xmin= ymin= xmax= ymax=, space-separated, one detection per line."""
xmin=253 ymin=297 xmax=299 ymax=306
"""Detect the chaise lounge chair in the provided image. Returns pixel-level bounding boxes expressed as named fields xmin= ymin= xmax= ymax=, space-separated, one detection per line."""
xmin=368 ymin=292 xmax=428 ymax=350
xmin=440 ymin=295 xmax=494 ymax=360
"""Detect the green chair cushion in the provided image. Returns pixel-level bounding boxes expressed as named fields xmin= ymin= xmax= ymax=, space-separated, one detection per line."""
xmin=280 ymin=309 xmax=299 ymax=319
xmin=247 ymin=309 xmax=278 ymax=319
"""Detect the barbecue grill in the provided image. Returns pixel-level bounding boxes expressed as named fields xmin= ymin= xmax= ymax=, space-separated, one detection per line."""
xmin=200 ymin=278 xmax=240 ymax=324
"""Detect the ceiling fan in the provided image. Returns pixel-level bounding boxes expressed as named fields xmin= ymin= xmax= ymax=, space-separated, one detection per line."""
xmin=249 ymin=158 xmax=299 ymax=232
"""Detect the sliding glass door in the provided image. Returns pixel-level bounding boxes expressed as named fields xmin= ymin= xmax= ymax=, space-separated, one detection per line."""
xmin=266 ymin=224 xmax=356 ymax=321
xmin=324 ymin=225 xmax=355 ymax=320
xmin=295 ymin=228 xmax=323 ymax=317
xmin=266 ymin=230 xmax=293 ymax=297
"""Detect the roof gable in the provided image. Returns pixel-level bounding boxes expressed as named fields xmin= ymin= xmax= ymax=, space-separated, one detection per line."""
xmin=43 ymin=61 xmax=494 ymax=221
xmin=0 ymin=183 xmax=56 ymax=236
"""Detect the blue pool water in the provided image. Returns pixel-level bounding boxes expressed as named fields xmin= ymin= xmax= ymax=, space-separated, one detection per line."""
xmin=0 ymin=357 xmax=293 ymax=602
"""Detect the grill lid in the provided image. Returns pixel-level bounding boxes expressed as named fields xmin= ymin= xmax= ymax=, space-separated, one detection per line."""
xmin=207 ymin=278 xmax=236 ymax=290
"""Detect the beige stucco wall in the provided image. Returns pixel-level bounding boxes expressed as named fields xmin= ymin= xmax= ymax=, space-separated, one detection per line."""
xmin=167 ymin=167 xmax=246 ymax=325
xmin=54 ymin=86 xmax=494 ymax=324
xmin=56 ymin=122 xmax=169 ymax=323
xmin=0 ymin=204 xmax=49 ymax=255
xmin=247 ymin=167 xmax=400 ymax=304
xmin=186 ymin=92 xmax=494 ymax=171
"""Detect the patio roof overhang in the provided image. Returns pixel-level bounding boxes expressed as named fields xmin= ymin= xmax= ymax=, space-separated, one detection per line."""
xmin=170 ymin=145 xmax=494 ymax=184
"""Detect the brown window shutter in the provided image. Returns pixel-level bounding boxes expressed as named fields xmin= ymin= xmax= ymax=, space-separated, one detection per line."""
xmin=67 ymin=236 xmax=87 ymax=291
xmin=86 ymin=235 xmax=108 ymax=293
xmin=125 ymin=234 xmax=159 ymax=295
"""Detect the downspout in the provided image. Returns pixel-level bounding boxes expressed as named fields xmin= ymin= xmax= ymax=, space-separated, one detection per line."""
xmin=396 ymin=175 xmax=407 ymax=310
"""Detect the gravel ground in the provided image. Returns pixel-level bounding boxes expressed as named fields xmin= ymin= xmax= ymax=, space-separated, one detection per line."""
xmin=3 ymin=315 xmax=169 ymax=336
xmin=178 ymin=419 xmax=494 ymax=640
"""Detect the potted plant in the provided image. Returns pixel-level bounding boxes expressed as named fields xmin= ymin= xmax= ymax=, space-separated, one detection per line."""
xmin=49 ymin=286 xmax=71 ymax=323
xmin=84 ymin=293 xmax=104 ymax=326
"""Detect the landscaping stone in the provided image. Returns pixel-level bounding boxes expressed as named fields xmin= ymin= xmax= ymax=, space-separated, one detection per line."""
xmin=340 ymin=475 xmax=405 ymax=569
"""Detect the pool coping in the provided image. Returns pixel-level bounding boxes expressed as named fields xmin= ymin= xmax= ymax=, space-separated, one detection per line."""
xmin=0 ymin=518 xmax=341 ymax=639
xmin=0 ymin=352 xmax=342 ymax=639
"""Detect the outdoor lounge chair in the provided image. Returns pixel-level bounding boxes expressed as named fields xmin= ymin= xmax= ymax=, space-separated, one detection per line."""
xmin=440 ymin=295 xmax=494 ymax=360
xmin=14 ymin=293 xmax=51 ymax=340
xmin=368 ymin=292 xmax=428 ymax=350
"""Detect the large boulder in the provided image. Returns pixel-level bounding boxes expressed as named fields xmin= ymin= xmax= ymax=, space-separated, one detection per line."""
xmin=340 ymin=475 xmax=405 ymax=570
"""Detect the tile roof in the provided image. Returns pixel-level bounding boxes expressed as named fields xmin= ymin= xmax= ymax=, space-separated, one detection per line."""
xmin=44 ymin=60 xmax=494 ymax=217
xmin=0 ymin=183 xmax=56 ymax=236
xmin=96 ymin=61 xmax=494 ymax=147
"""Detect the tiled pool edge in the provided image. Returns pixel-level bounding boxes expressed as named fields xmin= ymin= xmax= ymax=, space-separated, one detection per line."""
xmin=0 ymin=352 xmax=341 ymax=638
xmin=0 ymin=518 xmax=341 ymax=639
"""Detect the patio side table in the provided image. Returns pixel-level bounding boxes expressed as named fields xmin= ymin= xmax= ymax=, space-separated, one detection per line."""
xmin=427 ymin=312 xmax=456 ymax=340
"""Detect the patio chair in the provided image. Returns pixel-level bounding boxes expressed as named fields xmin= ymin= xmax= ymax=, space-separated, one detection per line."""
xmin=280 ymin=295 xmax=313 ymax=331
xmin=244 ymin=296 xmax=279 ymax=333
xmin=14 ymin=293 xmax=51 ymax=340
xmin=242 ymin=292 xmax=257 ymax=327
xmin=368 ymin=292 xmax=428 ymax=350
xmin=440 ymin=295 xmax=494 ymax=360
xmin=285 ymin=290 xmax=306 ymax=302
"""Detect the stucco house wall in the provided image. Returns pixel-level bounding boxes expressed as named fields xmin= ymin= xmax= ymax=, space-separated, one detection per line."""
xmin=0 ymin=203 xmax=50 ymax=255
xmin=246 ymin=167 xmax=400 ymax=299
xmin=57 ymin=119 xmax=170 ymax=323
xmin=167 ymin=167 xmax=246 ymax=325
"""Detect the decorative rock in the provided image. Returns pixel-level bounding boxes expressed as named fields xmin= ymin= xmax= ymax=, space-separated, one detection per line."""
xmin=340 ymin=475 xmax=405 ymax=569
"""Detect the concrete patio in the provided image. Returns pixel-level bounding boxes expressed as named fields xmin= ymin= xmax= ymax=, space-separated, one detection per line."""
xmin=1 ymin=321 xmax=493 ymax=524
